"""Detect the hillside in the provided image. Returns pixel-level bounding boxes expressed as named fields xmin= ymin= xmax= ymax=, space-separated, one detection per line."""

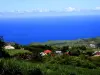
xmin=30 ymin=37 xmax=100 ymax=47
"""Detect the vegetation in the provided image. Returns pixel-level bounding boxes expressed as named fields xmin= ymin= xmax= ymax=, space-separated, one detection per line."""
xmin=5 ymin=49 xmax=32 ymax=56
xmin=0 ymin=36 xmax=10 ymax=58
xmin=1 ymin=37 xmax=100 ymax=75
xmin=0 ymin=58 xmax=100 ymax=75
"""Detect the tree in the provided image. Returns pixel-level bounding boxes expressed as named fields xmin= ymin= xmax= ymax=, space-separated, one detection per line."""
xmin=13 ymin=43 xmax=21 ymax=49
xmin=61 ymin=46 xmax=69 ymax=53
xmin=69 ymin=50 xmax=80 ymax=56
xmin=79 ymin=45 xmax=86 ymax=50
xmin=86 ymin=50 xmax=94 ymax=56
xmin=0 ymin=36 xmax=5 ymax=50
xmin=96 ymin=43 xmax=100 ymax=48
xmin=0 ymin=36 xmax=10 ymax=58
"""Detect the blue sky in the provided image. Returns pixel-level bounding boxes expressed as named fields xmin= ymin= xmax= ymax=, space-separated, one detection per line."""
xmin=0 ymin=0 xmax=100 ymax=17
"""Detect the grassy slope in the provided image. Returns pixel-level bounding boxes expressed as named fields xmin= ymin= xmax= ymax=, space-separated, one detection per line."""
xmin=46 ymin=37 xmax=100 ymax=46
xmin=30 ymin=37 xmax=100 ymax=47
xmin=4 ymin=49 xmax=32 ymax=56
xmin=0 ymin=58 xmax=100 ymax=75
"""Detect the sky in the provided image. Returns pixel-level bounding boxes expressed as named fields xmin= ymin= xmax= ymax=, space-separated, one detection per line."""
xmin=0 ymin=0 xmax=100 ymax=17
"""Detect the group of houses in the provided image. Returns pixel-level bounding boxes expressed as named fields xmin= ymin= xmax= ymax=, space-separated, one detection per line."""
xmin=40 ymin=49 xmax=70 ymax=56
xmin=3 ymin=43 xmax=100 ymax=56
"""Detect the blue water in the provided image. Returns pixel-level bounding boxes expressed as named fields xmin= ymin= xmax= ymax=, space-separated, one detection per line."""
xmin=0 ymin=15 xmax=100 ymax=44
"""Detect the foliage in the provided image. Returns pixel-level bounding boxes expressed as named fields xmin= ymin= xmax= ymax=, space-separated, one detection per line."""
xmin=89 ymin=56 xmax=100 ymax=67
xmin=0 ymin=59 xmax=100 ymax=75
xmin=0 ymin=36 xmax=5 ymax=50
xmin=85 ymin=50 xmax=94 ymax=56
xmin=1 ymin=37 xmax=100 ymax=74
xmin=13 ymin=43 xmax=22 ymax=49
xmin=43 ymin=55 xmax=96 ymax=69
xmin=0 ymin=36 xmax=10 ymax=58
xmin=61 ymin=46 xmax=69 ymax=53
xmin=69 ymin=50 xmax=80 ymax=56
xmin=5 ymin=49 xmax=32 ymax=56
xmin=0 ymin=59 xmax=43 ymax=75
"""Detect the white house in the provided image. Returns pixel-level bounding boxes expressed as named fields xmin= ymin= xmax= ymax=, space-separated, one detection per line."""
xmin=40 ymin=52 xmax=47 ymax=56
xmin=90 ymin=44 xmax=96 ymax=48
xmin=4 ymin=45 xmax=15 ymax=49
xmin=55 ymin=51 xmax=62 ymax=55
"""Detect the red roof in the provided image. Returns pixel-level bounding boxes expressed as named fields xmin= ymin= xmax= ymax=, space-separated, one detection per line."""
xmin=96 ymin=52 xmax=100 ymax=55
xmin=44 ymin=50 xmax=52 ymax=54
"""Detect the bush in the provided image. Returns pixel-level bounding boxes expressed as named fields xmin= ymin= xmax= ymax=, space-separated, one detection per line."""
xmin=0 ymin=59 xmax=22 ymax=75
xmin=85 ymin=50 xmax=94 ymax=56
xmin=0 ymin=58 xmax=100 ymax=75
xmin=0 ymin=36 xmax=10 ymax=58
xmin=13 ymin=53 xmax=33 ymax=60
xmin=0 ymin=59 xmax=43 ymax=75
xmin=69 ymin=50 xmax=80 ymax=56
xmin=5 ymin=49 xmax=32 ymax=56
xmin=43 ymin=55 xmax=96 ymax=69
xmin=89 ymin=56 xmax=100 ymax=67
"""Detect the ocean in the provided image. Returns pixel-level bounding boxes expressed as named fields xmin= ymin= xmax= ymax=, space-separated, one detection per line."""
xmin=0 ymin=15 xmax=100 ymax=44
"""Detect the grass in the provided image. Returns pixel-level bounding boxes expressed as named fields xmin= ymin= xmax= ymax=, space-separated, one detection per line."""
xmin=4 ymin=49 xmax=32 ymax=56
xmin=2 ymin=49 xmax=100 ymax=75
xmin=0 ymin=58 xmax=100 ymax=75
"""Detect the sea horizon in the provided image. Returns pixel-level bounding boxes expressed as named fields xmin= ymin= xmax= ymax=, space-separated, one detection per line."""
xmin=0 ymin=15 xmax=100 ymax=44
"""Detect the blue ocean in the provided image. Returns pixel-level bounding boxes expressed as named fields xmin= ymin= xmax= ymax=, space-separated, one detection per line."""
xmin=0 ymin=15 xmax=100 ymax=44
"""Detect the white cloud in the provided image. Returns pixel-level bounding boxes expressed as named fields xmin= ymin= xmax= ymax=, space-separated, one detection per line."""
xmin=95 ymin=7 xmax=100 ymax=10
xmin=0 ymin=8 xmax=50 ymax=14
xmin=65 ymin=7 xmax=80 ymax=12
xmin=32 ymin=8 xmax=50 ymax=12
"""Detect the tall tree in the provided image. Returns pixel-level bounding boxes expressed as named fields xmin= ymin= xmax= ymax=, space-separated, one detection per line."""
xmin=0 ymin=36 xmax=5 ymax=50
xmin=0 ymin=36 xmax=10 ymax=57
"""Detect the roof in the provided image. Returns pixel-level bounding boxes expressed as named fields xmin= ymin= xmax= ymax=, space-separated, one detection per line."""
xmin=44 ymin=50 xmax=52 ymax=54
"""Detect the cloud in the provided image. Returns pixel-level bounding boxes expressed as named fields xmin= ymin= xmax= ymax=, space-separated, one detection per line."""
xmin=64 ymin=7 xmax=80 ymax=12
xmin=0 ymin=8 xmax=50 ymax=14
xmin=31 ymin=8 xmax=50 ymax=12
xmin=16 ymin=8 xmax=50 ymax=13
xmin=95 ymin=7 xmax=100 ymax=10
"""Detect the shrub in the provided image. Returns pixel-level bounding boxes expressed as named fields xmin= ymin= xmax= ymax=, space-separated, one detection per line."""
xmin=0 ymin=58 xmax=100 ymax=75
xmin=0 ymin=59 xmax=43 ymax=75
xmin=89 ymin=56 xmax=100 ymax=67
xmin=85 ymin=50 xmax=94 ymax=56
xmin=28 ymin=68 xmax=43 ymax=75
xmin=69 ymin=50 xmax=80 ymax=56
xmin=0 ymin=59 xmax=22 ymax=75
xmin=43 ymin=55 xmax=96 ymax=69
xmin=13 ymin=53 xmax=33 ymax=60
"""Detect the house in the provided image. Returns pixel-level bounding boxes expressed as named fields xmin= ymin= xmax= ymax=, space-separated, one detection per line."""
xmin=44 ymin=50 xmax=52 ymax=54
xmin=40 ymin=52 xmax=47 ymax=56
xmin=4 ymin=45 xmax=15 ymax=49
xmin=90 ymin=44 xmax=96 ymax=48
xmin=55 ymin=51 xmax=62 ymax=55
xmin=93 ymin=51 xmax=100 ymax=56
xmin=55 ymin=51 xmax=62 ymax=53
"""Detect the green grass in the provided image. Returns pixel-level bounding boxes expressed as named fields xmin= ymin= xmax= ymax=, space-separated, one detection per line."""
xmin=0 ymin=58 xmax=100 ymax=75
xmin=4 ymin=49 xmax=32 ymax=56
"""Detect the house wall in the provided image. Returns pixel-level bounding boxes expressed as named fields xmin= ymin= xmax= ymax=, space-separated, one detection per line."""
xmin=4 ymin=45 xmax=15 ymax=49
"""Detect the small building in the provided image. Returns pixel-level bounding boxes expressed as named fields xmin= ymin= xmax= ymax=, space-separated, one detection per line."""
xmin=55 ymin=51 xmax=62 ymax=55
xmin=90 ymin=44 xmax=96 ymax=48
xmin=44 ymin=50 xmax=52 ymax=54
xmin=93 ymin=51 xmax=100 ymax=56
xmin=55 ymin=51 xmax=62 ymax=54
xmin=4 ymin=45 xmax=15 ymax=49
xmin=40 ymin=52 xmax=47 ymax=56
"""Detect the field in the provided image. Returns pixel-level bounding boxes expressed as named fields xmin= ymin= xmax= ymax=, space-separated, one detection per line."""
xmin=0 ymin=58 xmax=100 ymax=75
xmin=1 ymin=37 xmax=100 ymax=75
xmin=4 ymin=49 xmax=32 ymax=56
xmin=0 ymin=49 xmax=100 ymax=75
